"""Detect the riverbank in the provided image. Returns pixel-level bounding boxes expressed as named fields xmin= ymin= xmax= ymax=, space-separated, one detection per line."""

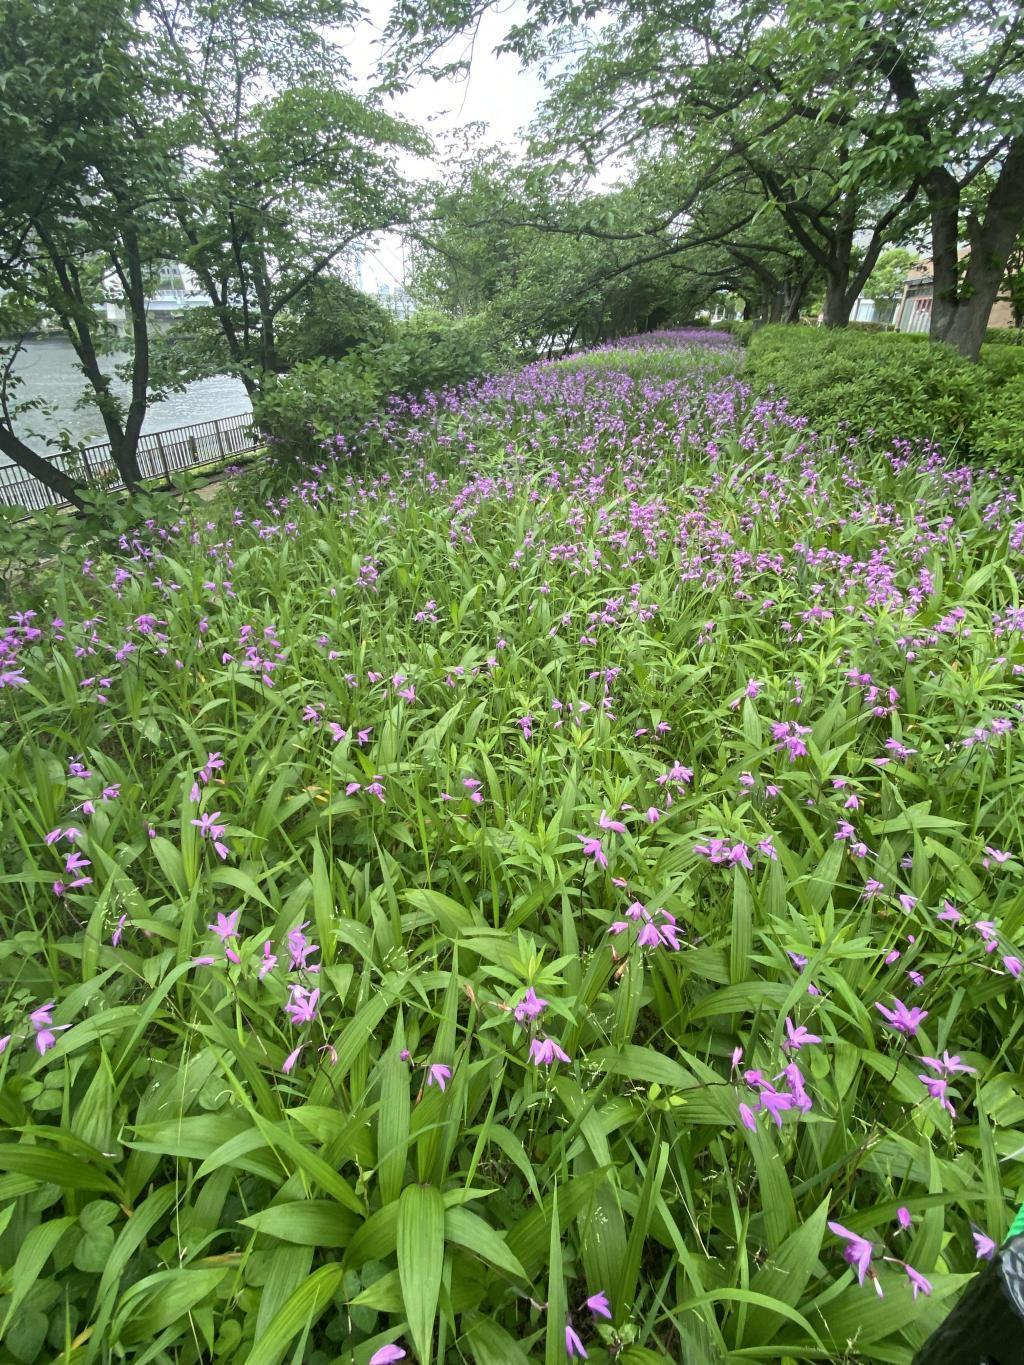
xmin=2 ymin=336 xmax=250 ymax=456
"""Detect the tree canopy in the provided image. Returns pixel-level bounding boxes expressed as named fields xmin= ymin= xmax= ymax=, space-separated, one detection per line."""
xmin=389 ymin=0 xmax=1024 ymax=356
xmin=0 ymin=0 xmax=422 ymax=505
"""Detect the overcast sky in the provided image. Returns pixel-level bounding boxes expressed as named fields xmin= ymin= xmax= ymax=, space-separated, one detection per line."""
xmin=341 ymin=1 xmax=547 ymax=292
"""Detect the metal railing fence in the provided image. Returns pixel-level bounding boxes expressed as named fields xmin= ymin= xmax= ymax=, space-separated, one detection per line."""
xmin=0 ymin=411 xmax=258 ymax=513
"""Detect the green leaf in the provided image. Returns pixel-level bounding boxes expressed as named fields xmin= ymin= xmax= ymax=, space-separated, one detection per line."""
xmin=0 ymin=1217 xmax=74 ymax=1331
xmin=744 ymin=1195 xmax=829 ymax=1345
xmin=444 ymin=1205 xmax=527 ymax=1280
xmin=403 ymin=888 xmax=482 ymax=935
xmin=242 ymin=1264 xmax=344 ymax=1365
xmin=544 ymin=1185 xmax=565 ymax=1365
xmin=113 ymin=1267 xmax=229 ymax=1345
xmin=730 ymin=866 xmax=753 ymax=984
xmin=397 ymin=1183 xmax=445 ymax=1363
xmin=240 ymin=1200 xmax=361 ymax=1248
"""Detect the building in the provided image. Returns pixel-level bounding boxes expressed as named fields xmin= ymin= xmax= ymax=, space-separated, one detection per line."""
xmin=892 ymin=258 xmax=1017 ymax=335
xmin=850 ymin=296 xmax=897 ymax=326
xmin=376 ymin=282 xmax=415 ymax=320
xmin=104 ymin=263 xmax=207 ymax=333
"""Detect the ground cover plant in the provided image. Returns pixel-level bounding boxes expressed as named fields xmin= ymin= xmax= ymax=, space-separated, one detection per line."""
xmin=2 ymin=330 xmax=1024 ymax=1363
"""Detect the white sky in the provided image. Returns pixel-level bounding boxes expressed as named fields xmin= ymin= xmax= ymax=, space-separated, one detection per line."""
xmin=340 ymin=1 xmax=547 ymax=292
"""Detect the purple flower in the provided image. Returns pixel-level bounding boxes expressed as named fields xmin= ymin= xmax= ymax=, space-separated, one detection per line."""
xmin=738 ymin=1101 xmax=758 ymax=1131
xmin=896 ymin=1207 xmax=912 ymax=1230
xmin=905 ymin=1264 xmax=932 ymax=1299
xmin=514 ymin=988 xmax=549 ymax=1023
xmin=828 ymin=1221 xmax=874 ymax=1286
xmin=771 ymin=720 xmax=811 ymax=762
xmin=917 ymin=1073 xmax=956 ymax=1117
xmin=287 ymin=923 xmax=319 ymax=971
xmin=282 ymin=1044 xmax=304 ymax=1074
xmin=197 ymin=752 xmax=224 ymax=784
xmin=875 ymin=997 xmax=928 ymax=1037
xmin=427 ymin=1064 xmax=451 ymax=1091
xmin=973 ymin=1228 xmax=997 ymax=1260
xmin=758 ymin=1088 xmax=795 ymax=1128
xmin=919 ymin=1050 xmax=975 ymax=1076
xmin=208 ymin=910 xmax=240 ymax=942
xmin=577 ymin=835 xmax=607 ymax=868
xmin=598 ymin=809 xmax=626 ymax=834
xmin=777 ymin=1062 xmax=812 ymax=1114
xmin=529 ymin=1037 xmax=571 ymax=1066
xmin=191 ymin=810 xmax=230 ymax=859
xmin=259 ymin=942 xmax=278 ymax=978
xmin=585 ymin=1291 xmax=611 ymax=1320
xmin=112 ymin=914 xmax=128 ymax=947
xmin=284 ymin=985 xmax=319 ymax=1026
xmin=565 ymin=1323 xmax=588 ymax=1359
xmin=369 ymin=1347 xmax=407 ymax=1365
xmin=783 ymin=1017 xmax=821 ymax=1052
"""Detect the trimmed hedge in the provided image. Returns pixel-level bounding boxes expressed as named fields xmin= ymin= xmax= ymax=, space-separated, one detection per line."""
xmin=985 ymin=326 xmax=1024 ymax=346
xmin=745 ymin=325 xmax=1024 ymax=463
xmin=710 ymin=319 xmax=756 ymax=345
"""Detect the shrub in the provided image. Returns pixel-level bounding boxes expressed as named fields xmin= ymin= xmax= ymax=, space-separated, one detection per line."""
xmin=254 ymin=313 xmax=519 ymax=460
xmin=984 ymin=326 xmax=1024 ymax=346
xmin=252 ymin=355 xmax=385 ymax=459
xmin=711 ymin=319 xmax=755 ymax=346
xmin=745 ymin=325 xmax=984 ymax=451
xmin=978 ymin=344 xmax=1024 ymax=389
xmin=367 ymin=311 xmax=517 ymax=396
xmin=972 ymin=378 xmax=1024 ymax=463
xmin=276 ymin=277 xmax=396 ymax=367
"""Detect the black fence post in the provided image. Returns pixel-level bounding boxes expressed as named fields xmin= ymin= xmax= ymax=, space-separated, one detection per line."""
xmin=155 ymin=430 xmax=171 ymax=482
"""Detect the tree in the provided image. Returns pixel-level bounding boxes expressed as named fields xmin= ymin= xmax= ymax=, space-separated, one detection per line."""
xmin=779 ymin=0 xmax=1024 ymax=357
xmin=276 ymin=276 xmax=396 ymax=368
xmin=410 ymin=151 xmax=741 ymax=352
xmin=0 ymin=0 xmax=427 ymax=512
xmin=0 ymin=0 xmax=171 ymax=506
xmin=150 ymin=0 xmax=425 ymax=392
xmin=385 ymin=0 xmax=1024 ymax=357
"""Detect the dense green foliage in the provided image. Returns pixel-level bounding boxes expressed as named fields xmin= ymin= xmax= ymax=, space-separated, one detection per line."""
xmin=2 ymin=335 xmax=1024 ymax=1362
xmin=276 ymin=280 xmax=397 ymax=369
xmin=0 ymin=0 xmax=421 ymax=503
xmin=253 ymin=313 xmax=518 ymax=458
xmin=391 ymin=0 xmax=1024 ymax=355
xmin=746 ymin=325 xmax=1024 ymax=459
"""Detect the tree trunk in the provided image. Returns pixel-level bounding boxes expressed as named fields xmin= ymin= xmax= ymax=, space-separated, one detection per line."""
xmin=822 ymin=274 xmax=853 ymax=327
xmin=0 ymin=425 xmax=85 ymax=509
xmin=783 ymin=287 xmax=804 ymax=323
xmin=927 ymin=140 xmax=1024 ymax=360
xmin=110 ymin=227 xmax=148 ymax=488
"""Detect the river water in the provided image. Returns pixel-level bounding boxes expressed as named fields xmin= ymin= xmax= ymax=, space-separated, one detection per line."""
xmin=4 ymin=338 xmax=251 ymax=463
